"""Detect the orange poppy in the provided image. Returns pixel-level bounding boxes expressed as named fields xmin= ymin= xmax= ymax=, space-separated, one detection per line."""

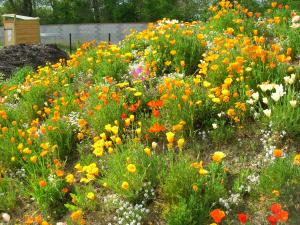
xmin=39 ymin=180 xmax=47 ymax=188
xmin=210 ymin=209 xmax=225 ymax=223
xmin=149 ymin=123 xmax=166 ymax=133
xmin=147 ymin=100 xmax=164 ymax=108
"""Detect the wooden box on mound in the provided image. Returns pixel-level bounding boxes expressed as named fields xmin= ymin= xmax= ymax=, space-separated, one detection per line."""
xmin=2 ymin=14 xmax=40 ymax=46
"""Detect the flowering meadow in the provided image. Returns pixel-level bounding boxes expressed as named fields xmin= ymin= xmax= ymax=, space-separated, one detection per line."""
xmin=0 ymin=1 xmax=300 ymax=224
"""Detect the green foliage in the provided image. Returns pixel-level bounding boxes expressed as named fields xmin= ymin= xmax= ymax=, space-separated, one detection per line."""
xmin=45 ymin=120 xmax=77 ymax=160
xmin=162 ymin=153 xmax=227 ymax=224
xmin=6 ymin=66 xmax=33 ymax=85
xmin=102 ymin=142 xmax=163 ymax=202
xmin=258 ymin=157 xmax=300 ymax=196
xmin=0 ymin=0 xmax=212 ymax=24
xmin=0 ymin=176 xmax=18 ymax=211
xmin=27 ymin=175 xmax=68 ymax=218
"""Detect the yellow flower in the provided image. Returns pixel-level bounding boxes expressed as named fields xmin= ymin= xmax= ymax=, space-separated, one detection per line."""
xmin=125 ymin=118 xmax=131 ymax=127
xmin=115 ymin=137 xmax=122 ymax=144
xmin=177 ymin=138 xmax=185 ymax=150
xmin=212 ymin=97 xmax=221 ymax=103
xmin=121 ymin=181 xmax=129 ymax=190
xmin=212 ymin=151 xmax=226 ymax=163
xmin=294 ymin=154 xmax=300 ymax=166
xmin=166 ymin=132 xmax=175 ymax=143
xmin=272 ymin=190 xmax=280 ymax=196
xmin=203 ymin=81 xmax=211 ymax=88
xmin=144 ymin=147 xmax=151 ymax=156
xmin=199 ymin=168 xmax=209 ymax=175
xmin=165 ymin=61 xmax=172 ymax=66
xmin=170 ymin=50 xmax=177 ymax=55
xmin=111 ymin=126 xmax=119 ymax=135
xmin=127 ymin=164 xmax=137 ymax=173
xmin=66 ymin=174 xmax=75 ymax=184
xmin=129 ymin=114 xmax=135 ymax=122
xmin=134 ymin=92 xmax=142 ymax=97
xmin=86 ymin=192 xmax=95 ymax=200
xmin=136 ymin=128 xmax=142 ymax=136
xmin=30 ymin=155 xmax=37 ymax=163
xmin=192 ymin=184 xmax=199 ymax=192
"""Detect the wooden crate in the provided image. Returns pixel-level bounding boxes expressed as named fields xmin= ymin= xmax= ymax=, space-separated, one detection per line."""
xmin=2 ymin=14 xmax=40 ymax=46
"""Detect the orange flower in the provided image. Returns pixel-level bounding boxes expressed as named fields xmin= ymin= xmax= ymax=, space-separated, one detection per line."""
xmin=149 ymin=123 xmax=166 ymax=133
xmin=278 ymin=210 xmax=288 ymax=222
xmin=39 ymin=180 xmax=47 ymax=188
xmin=210 ymin=209 xmax=225 ymax=223
xmin=273 ymin=149 xmax=283 ymax=158
xmin=71 ymin=210 xmax=82 ymax=221
xmin=62 ymin=187 xmax=69 ymax=193
xmin=147 ymin=100 xmax=164 ymax=108
xmin=152 ymin=109 xmax=160 ymax=117
xmin=34 ymin=215 xmax=43 ymax=224
xmin=56 ymin=170 xmax=65 ymax=177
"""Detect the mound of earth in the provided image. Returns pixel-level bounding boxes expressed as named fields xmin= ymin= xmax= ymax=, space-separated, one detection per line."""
xmin=0 ymin=44 xmax=69 ymax=79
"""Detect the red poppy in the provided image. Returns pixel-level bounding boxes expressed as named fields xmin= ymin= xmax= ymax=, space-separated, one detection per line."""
xmin=237 ymin=213 xmax=248 ymax=224
xmin=271 ymin=203 xmax=282 ymax=214
xmin=121 ymin=113 xmax=128 ymax=119
xmin=210 ymin=209 xmax=225 ymax=223
xmin=278 ymin=210 xmax=288 ymax=222
xmin=152 ymin=109 xmax=160 ymax=117
xmin=267 ymin=215 xmax=278 ymax=225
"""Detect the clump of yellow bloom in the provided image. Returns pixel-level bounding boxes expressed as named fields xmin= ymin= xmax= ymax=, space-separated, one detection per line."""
xmin=212 ymin=151 xmax=226 ymax=163
xmin=144 ymin=147 xmax=151 ymax=156
xmin=294 ymin=154 xmax=300 ymax=166
xmin=66 ymin=174 xmax=75 ymax=184
xmin=121 ymin=181 xmax=129 ymax=190
xmin=86 ymin=192 xmax=95 ymax=200
xmin=166 ymin=132 xmax=175 ymax=143
xmin=177 ymin=138 xmax=185 ymax=150
xmin=127 ymin=164 xmax=137 ymax=173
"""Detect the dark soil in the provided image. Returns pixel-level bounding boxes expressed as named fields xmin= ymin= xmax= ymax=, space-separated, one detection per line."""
xmin=0 ymin=44 xmax=69 ymax=79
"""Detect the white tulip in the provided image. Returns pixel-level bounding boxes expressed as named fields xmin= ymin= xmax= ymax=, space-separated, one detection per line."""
xmin=292 ymin=16 xmax=300 ymax=23
xmin=290 ymin=100 xmax=297 ymax=108
xmin=263 ymin=109 xmax=272 ymax=118
xmin=252 ymin=92 xmax=259 ymax=101
xmin=271 ymin=92 xmax=281 ymax=102
xmin=1 ymin=213 xmax=10 ymax=223
xmin=151 ymin=142 xmax=158 ymax=149
xmin=212 ymin=123 xmax=218 ymax=129
xmin=263 ymin=97 xmax=269 ymax=104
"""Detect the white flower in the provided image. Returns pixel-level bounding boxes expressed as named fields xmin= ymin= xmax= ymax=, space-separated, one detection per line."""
xmin=274 ymin=84 xmax=285 ymax=96
xmin=212 ymin=123 xmax=218 ymax=129
xmin=151 ymin=142 xmax=157 ymax=149
xmin=252 ymin=92 xmax=259 ymax=101
xmin=259 ymin=83 xmax=274 ymax=92
xmin=284 ymin=74 xmax=296 ymax=85
xmin=271 ymin=92 xmax=281 ymax=102
xmin=292 ymin=15 xmax=300 ymax=23
xmin=263 ymin=109 xmax=272 ymax=117
xmin=263 ymin=97 xmax=269 ymax=104
xmin=246 ymin=99 xmax=254 ymax=105
xmin=290 ymin=100 xmax=297 ymax=108
xmin=1 ymin=213 xmax=10 ymax=223
xmin=291 ymin=23 xmax=300 ymax=28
